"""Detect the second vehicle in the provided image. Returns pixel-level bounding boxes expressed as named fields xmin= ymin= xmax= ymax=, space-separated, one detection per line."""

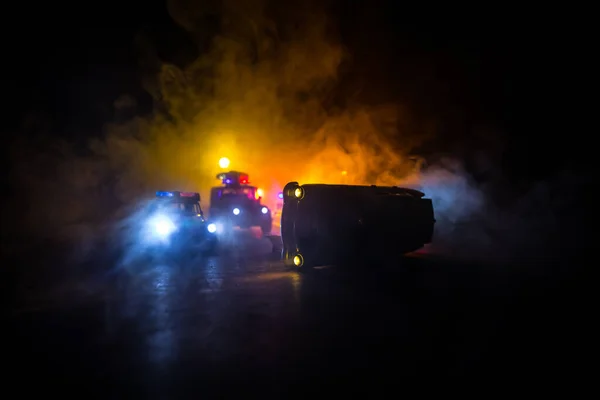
xmin=209 ymin=171 xmax=273 ymax=235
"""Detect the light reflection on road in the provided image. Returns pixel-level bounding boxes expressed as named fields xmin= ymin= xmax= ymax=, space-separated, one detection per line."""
xmin=102 ymin=229 xmax=293 ymax=369
xmin=146 ymin=263 xmax=175 ymax=365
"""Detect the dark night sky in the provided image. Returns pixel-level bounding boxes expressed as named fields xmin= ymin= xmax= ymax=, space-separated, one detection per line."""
xmin=3 ymin=1 xmax=584 ymax=181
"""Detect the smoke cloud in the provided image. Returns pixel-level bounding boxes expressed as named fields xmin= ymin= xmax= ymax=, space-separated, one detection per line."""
xmin=3 ymin=0 xmax=587 ymax=265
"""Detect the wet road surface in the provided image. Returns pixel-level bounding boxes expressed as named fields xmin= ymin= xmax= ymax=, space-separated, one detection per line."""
xmin=6 ymin=229 xmax=588 ymax=395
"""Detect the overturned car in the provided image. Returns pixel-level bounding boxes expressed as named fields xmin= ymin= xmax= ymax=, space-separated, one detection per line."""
xmin=280 ymin=182 xmax=435 ymax=271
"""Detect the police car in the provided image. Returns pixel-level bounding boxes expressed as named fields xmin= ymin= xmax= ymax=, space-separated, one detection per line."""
xmin=144 ymin=191 xmax=218 ymax=254
xmin=208 ymin=171 xmax=273 ymax=234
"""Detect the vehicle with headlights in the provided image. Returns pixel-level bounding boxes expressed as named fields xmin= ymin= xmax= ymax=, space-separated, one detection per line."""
xmin=280 ymin=182 xmax=435 ymax=271
xmin=209 ymin=171 xmax=273 ymax=235
xmin=143 ymin=191 xmax=218 ymax=254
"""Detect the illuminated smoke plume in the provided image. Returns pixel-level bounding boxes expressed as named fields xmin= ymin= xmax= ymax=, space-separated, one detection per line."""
xmin=5 ymin=0 xmax=582 ymax=266
xmin=6 ymin=1 xmax=419 ymax=250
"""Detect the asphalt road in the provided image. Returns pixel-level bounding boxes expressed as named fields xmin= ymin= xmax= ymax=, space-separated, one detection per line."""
xmin=5 ymin=228 xmax=588 ymax=396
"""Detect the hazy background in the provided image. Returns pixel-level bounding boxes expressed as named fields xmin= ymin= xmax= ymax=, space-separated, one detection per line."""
xmin=1 ymin=0 xmax=590 ymax=264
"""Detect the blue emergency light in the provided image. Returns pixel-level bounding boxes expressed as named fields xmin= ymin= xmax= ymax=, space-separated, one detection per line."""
xmin=216 ymin=171 xmax=250 ymax=185
xmin=278 ymin=192 xmax=284 ymax=199
xmin=156 ymin=191 xmax=200 ymax=201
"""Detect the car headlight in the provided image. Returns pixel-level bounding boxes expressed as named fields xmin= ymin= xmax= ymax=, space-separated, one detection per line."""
xmin=261 ymin=206 xmax=268 ymax=214
xmin=233 ymin=207 xmax=240 ymax=215
xmin=293 ymin=254 xmax=304 ymax=267
xmin=294 ymin=187 xmax=304 ymax=199
xmin=207 ymin=223 xmax=217 ymax=233
xmin=150 ymin=215 xmax=176 ymax=237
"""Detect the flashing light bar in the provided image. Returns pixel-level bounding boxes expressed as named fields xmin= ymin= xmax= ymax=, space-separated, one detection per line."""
xmin=217 ymin=171 xmax=250 ymax=185
xmin=156 ymin=191 xmax=200 ymax=199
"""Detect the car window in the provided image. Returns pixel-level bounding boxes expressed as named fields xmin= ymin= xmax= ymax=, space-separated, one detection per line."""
xmin=179 ymin=203 xmax=200 ymax=213
xmin=220 ymin=188 xmax=255 ymax=200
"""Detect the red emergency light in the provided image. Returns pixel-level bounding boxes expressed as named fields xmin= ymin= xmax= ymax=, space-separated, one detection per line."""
xmin=217 ymin=171 xmax=250 ymax=185
xmin=156 ymin=191 xmax=200 ymax=201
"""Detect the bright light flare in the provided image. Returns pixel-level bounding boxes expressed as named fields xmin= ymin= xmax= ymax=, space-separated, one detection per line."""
xmin=256 ymin=188 xmax=264 ymax=198
xmin=233 ymin=207 xmax=240 ymax=215
xmin=207 ymin=223 xmax=217 ymax=233
xmin=219 ymin=157 xmax=230 ymax=169
xmin=293 ymin=254 xmax=303 ymax=267
xmin=261 ymin=206 xmax=268 ymax=214
xmin=148 ymin=214 xmax=176 ymax=238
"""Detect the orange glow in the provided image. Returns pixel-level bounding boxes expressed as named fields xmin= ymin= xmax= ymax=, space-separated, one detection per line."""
xmin=256 ymin=188 xmax=264 ymax=199
xmin=8 ymin=0 xmax=436 ymax=251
